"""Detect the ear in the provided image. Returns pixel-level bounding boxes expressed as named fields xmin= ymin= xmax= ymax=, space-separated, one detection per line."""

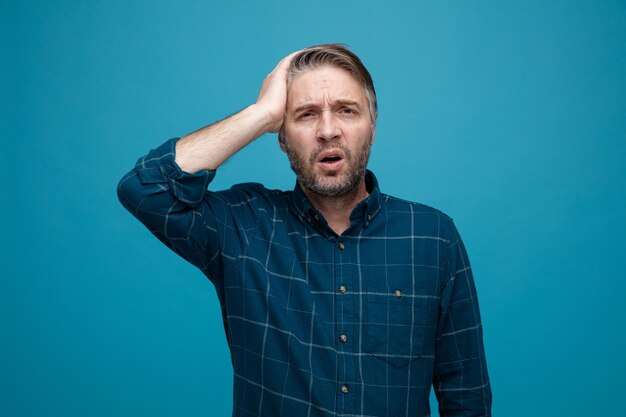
xmin=278 ymin=129 xmax=288 ymax=153
xmin=369 ymin=110 xmax=378 ymax=145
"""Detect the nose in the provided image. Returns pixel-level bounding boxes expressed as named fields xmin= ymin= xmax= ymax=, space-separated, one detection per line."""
xmin=316 ymin=110 xmax=341 ymax=142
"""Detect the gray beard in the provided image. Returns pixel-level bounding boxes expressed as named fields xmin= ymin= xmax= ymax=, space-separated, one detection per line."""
xmin=285 ymin=137 xmax=372 ymax=198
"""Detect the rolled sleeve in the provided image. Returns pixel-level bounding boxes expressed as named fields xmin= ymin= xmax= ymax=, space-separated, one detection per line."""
xmin=132 ymin=137 xmax=215 ymax=207
xmin=117 ymin=137 xmax=223 ymax=278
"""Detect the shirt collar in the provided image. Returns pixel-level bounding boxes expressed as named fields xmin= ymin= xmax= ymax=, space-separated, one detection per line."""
xmin=290 ymin=170 xmax=382 ymax=232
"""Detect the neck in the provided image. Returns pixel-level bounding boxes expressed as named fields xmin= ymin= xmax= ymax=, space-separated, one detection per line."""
xmin=300 ymin=176 xmax=369 ymax=236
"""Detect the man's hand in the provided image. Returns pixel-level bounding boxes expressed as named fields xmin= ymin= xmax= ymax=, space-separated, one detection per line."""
xmin=255 ymin=51 xmax=300 ymax=133
xmin=175 ymin=51 xmax=300 ymax=173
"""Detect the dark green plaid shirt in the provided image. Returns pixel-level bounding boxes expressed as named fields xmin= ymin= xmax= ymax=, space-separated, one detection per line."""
xmin=118 ymin=137 xmax=492 ymax=417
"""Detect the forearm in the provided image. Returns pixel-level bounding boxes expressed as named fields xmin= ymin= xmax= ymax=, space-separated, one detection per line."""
xmin=175 ymin=104 xmax=274 ymax=173
xmin=176 ymin=49 xmax=300 ymax=173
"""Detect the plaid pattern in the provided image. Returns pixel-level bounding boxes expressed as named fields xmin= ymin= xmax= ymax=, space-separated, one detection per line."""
xmin=117 ymin=138 xmax=491 ymax=417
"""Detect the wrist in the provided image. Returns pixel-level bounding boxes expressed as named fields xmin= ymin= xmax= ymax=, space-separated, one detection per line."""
xmin=248 ymin=103 xmax=283 ymax=134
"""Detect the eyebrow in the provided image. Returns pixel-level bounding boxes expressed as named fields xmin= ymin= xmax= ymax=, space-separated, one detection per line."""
xmin=292 ymin=99 xmax=362 ymax=114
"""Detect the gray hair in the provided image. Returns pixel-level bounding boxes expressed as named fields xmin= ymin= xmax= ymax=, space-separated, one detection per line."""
xmin=287 ymin=43 xmax=378 ymax=126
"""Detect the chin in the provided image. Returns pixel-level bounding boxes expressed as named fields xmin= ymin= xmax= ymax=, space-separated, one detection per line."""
xmin=312 ymin=175 xmax=361 ymax=197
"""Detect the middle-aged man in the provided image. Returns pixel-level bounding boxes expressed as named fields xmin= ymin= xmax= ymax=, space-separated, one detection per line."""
xmin=118 ymin=44 xmax=492 ymax=417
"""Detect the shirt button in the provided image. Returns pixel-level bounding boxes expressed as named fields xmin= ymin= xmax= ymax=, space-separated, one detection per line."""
xmin=395 ymin=289 xmax=403 ymax=298
xmin=367 ymin=214 xmax=372 ymax=221
xmin=314 ymin=214 xmax=320 ymax=221
xmin=339 ymin=334 xmax=347 ymax=343
xmin=341 ymin=384 xmax=349 ymax=394
xmin=338 ymin=242 xmax=345 ymax=250
xmin=338 ymin=285 xmax=347 ymax=294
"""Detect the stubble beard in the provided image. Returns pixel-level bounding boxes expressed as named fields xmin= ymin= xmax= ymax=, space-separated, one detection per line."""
xmin=285 ymin=135 xmax=372 ymax=198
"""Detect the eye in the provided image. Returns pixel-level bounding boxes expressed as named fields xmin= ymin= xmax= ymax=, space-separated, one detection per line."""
xmin=340 ymin=107 xmax=356 ymax=115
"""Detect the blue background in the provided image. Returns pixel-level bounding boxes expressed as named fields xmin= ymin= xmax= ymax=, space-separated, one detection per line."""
xmin=2 ymin=1 xmax=625 ymax=416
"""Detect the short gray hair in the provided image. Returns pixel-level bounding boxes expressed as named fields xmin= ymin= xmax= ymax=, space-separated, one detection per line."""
xmin=287 ymin=43 xmax=378 ymax=125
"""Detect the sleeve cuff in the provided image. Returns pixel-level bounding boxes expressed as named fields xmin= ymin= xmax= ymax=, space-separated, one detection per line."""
xmin=134 ymin=137 xmax=216 ymax=207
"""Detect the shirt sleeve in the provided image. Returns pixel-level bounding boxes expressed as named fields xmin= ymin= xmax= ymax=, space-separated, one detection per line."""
xmin=116 ymin=137 xmax=253 ymax=283
xmin=433 ymin=221 xmax=492 ymax=417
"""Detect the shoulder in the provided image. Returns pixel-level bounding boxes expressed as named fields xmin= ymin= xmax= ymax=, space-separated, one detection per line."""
xmin=230 ymin=182 xmax=290 ymax=200
xmin=379 ymin=193 xmax=457 ymax=242
xmin=208 ymin=182 xmax=290 ymax=209
xmin=380 ymin=193 xmax=453 ymax=221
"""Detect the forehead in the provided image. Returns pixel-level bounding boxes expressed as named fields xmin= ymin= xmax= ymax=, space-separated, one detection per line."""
xmin=287 ymin=65 xmax=367 ymax=109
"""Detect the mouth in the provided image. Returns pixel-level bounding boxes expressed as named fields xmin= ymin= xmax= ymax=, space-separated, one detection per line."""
xmin=316 ymin=150 xmax=345 ymax=171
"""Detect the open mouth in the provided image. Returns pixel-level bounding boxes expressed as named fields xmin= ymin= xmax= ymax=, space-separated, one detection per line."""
xmin=320 ymin=155 xmax=342 ymax=163
xmin=317 ymin=149 xmax=345 ymax=162
xmin=317 ymin=150 xmax=345 ymax=171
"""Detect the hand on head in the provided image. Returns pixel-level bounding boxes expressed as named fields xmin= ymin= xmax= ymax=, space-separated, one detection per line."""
xmin=255 ymin=50 xmax=301 ymax=133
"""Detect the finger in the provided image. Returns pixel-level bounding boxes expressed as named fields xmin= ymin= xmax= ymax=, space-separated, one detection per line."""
xmin=277 ymin=50 xmax=303 ymax=71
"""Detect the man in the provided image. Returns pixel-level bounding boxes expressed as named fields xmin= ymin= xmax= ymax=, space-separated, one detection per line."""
xmin=118 ymin=44 xmax=492 ymax=417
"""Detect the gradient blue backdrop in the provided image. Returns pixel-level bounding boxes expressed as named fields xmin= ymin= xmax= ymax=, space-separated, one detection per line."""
xmin=3 ymin=1 xmax=625 ymax=416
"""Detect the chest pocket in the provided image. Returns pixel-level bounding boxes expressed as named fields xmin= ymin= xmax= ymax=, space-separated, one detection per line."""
xmin=364 ymin=285 xmax=428 ymax=368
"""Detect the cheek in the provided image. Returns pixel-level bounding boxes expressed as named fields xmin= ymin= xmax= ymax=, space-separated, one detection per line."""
xmin=284 ymin=128 xmax=314 ymax=151
xmin=283 ymin=122 xmax=310 ymax=140
xmin=284 ymin=137 xmax=312 ymax=161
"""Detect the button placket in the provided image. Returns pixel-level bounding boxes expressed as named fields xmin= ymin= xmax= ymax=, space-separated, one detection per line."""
xmin=334 ymin=234 xmax=355 ymax=408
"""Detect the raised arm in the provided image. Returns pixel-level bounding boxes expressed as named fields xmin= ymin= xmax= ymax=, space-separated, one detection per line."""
xmin=117 ymin=51 xmax=298 ymax=281
xmin=175 ymin=51 xmax=299 ymax=173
